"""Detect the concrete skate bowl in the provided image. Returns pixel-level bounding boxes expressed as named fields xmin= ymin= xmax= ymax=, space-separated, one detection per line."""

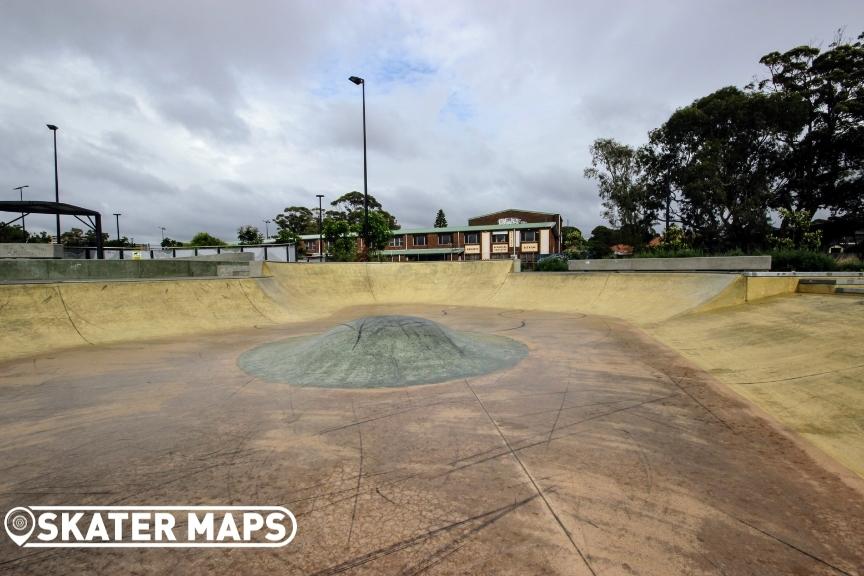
xmin=1 ymin=261 xmax=860 ymax=474
xmin=2 ymin=260 xmax=864 ymax=574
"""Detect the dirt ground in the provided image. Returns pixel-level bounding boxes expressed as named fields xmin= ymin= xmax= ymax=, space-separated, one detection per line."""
xmin=1 ymin=305 xmax=862 ymax=575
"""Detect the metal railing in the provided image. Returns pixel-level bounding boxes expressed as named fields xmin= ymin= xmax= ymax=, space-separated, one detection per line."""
xmin=65 ymin=243 xmax=295 ymax=262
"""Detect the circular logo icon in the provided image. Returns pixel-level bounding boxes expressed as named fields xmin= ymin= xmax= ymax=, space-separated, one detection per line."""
xmin=4 ymin=507 xmax=35 ymax=546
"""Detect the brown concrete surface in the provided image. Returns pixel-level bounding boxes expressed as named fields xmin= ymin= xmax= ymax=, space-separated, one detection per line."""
xmin=1 ymin=262 xmax=864 ymax=574
xmin=650 ymin=293 xmax=864 ymax=479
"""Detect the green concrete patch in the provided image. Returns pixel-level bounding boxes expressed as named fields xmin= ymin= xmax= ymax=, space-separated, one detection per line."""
xmin=237 ymin=315 xmax=528 ymax=388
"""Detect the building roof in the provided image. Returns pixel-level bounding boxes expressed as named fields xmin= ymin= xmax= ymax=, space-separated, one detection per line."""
xmin=390 ymin=221 xmax=556 ymax=235
xmin=467 ymin=208 xmax=561 ymax=220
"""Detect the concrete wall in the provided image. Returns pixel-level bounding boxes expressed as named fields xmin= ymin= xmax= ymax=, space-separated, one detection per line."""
xmin=0 ymin=243 xmax=63 ymax=259
xmin=0 ymin=258 xmax=261 ymax=282
xmin=568 ymin=255 xmax=771 ymax=272
xmin=0 ymin=261 xmax=802 ymax=363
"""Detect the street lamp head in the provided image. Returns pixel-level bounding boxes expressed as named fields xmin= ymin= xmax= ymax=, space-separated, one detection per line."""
xmin=316 ymin=194 xmax=324 ymax=199
xmin=348 ymin=76 xmax=364 ymax=85
xmin=46 ymin=124 xmax=58 ymax=131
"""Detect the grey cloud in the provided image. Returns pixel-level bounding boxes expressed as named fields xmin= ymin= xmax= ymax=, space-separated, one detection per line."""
xmin=2 ymin=0 xmax=862 ymax=243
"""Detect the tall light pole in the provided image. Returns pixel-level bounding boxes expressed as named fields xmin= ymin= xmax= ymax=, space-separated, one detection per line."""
xmin=263 ymin=219 xmax=270 ymax=240
xmin=316 ymin=194 xmax=324 ymax=262
xmin=348 ymin=76 xmax=369 ymax=254
xmin=113 ymin=213 xmax=122 ymax=242
xmin=46 ymin=124 xmax=60 ymax=242
xmin=13 ymin=185 xmax=28 ymax=237
xmin=159 ymin=226 xmax=166 ymax=243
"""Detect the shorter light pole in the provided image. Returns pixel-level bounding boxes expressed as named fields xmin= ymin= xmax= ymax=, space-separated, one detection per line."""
xmin=316 ymin=194 xmax=324 ymax=262
xmin=263 ymin=219 xmax=271 ymax=240
xmin=159 ymin=227 xmax=166 ymax=243
xmin=113 ymin=213 xmax=122 ymax=242
xmin=13 ymin=185 xmax=29 ymax=237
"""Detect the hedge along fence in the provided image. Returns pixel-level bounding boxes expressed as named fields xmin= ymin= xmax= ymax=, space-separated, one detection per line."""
xmin=635 ymin=248 xmax=862 ymax=272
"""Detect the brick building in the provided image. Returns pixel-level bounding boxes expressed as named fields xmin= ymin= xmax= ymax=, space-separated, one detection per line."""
xmin=300 ymin=208 xmax=562 ymax=265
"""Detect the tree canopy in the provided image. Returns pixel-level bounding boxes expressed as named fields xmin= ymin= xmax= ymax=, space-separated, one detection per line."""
xmin=237 ymin=225 xmax=264 ymax=245
xmin=584 ymin=31 xmax=864 ymax=254
xmin=188 ymin=232 xmax=226 ymax=246
xmin=277 ymin=192 xmax=400 ymax=261
xmin=434 ymin=209 xmax=447 ymax=228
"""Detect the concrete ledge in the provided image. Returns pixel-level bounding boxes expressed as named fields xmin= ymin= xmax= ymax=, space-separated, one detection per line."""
xmin=568 ymin=255 xmax=771 ymax=272
xmin=0 ymin=258 xmax=262 ymax=282
xmin=0 ymin=243 xmax=63 ymax=259
xmin=745 ymin=271 xmax=864 ymax=277
xmin=176 ymin=252 xmax=254 ymax=262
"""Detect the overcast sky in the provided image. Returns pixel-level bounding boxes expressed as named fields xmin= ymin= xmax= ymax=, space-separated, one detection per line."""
xmin=1 ymin=1 xmax=862 ymax=244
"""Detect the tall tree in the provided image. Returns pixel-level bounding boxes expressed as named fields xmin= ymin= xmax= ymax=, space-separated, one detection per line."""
xmin=237 ymin=225 xmax=264 ymax=245
xmin=365 ymin=211 xmax=393 ymax=260
xmin=434 ymin=209 xmax=448 ymax=228
xmin=275 ymin=207 xmax=317 ymax=238
xmin=584 ymin=138 xmax=657 ymax=246
xmin=321 ymin=218 xmax=356 ymax=262
xmin=328 ymin=191 xmax=400 ymax=230
xmin=645 ymin=87 xmax=787 ymax=251
xmin=561 ymin=226 xmax=587 ymax=258
xmin=755 ymin=32 xmax=864 ymax=217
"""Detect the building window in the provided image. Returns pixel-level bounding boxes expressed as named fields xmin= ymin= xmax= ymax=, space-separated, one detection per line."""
xmin=492 ymin=232 xmax=508 ymax=244
xmin=521 ymin=230 xmax=537 ymax=242
xmin=413 ymin=235 xmax=427 ymax=246
xmin=389 ymin=235 xmax=404 ymax=247
xmin=438 ymin=233 xmax=452 ymax=245
xmin=465 ymin=233 xmax=479 ymax=244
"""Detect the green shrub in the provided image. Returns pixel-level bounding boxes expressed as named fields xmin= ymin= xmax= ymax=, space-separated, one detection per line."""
xmin=769 ymin=250 xmax=836 ymax=272
xmin=634 ymin=247 xmax=705 ymax=258
xmin=536 ymin=256 xmax=569 ymax=272
xmin=836 ymin=258 xmax=864 ymax=272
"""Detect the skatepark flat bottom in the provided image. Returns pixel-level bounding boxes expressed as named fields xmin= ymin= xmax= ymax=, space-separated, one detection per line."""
xmin=1 ymin=305 xmax=862 ymax=575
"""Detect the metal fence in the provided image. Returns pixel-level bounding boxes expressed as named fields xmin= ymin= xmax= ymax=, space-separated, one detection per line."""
xmin=66 ymin=243 xmax=296 ymax=262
